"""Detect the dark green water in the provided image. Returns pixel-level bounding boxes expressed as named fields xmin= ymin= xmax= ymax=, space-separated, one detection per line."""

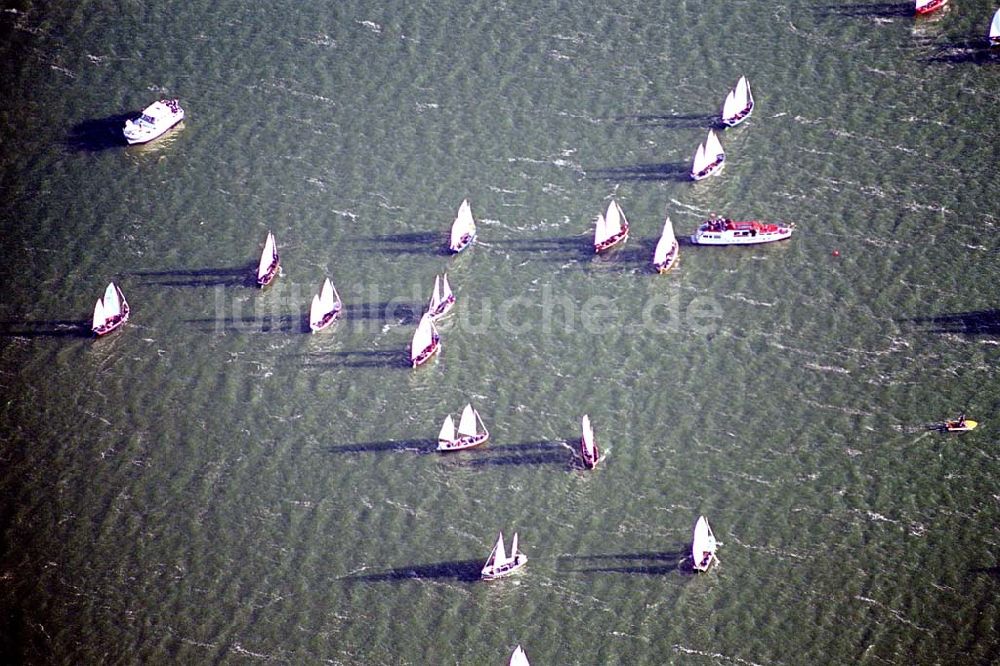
xmin=2 ymin=1 xmax=1000 ymax=664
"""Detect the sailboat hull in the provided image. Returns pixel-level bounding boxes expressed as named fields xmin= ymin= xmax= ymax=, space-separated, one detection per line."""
xmin=450 ymin=232 xmax=476 ymax=254
xmin=580 ymin=440 xmax=600 ymax=469
xmin=436 ymin=432 xmax=489 ymax=451
xmin=257 ymin=261 xmax=280 ymax=288
xmin=310 ymin=309 xmax=340 ymax=332
xmin=654 ymin=241 xmax=680 ymax=274
xmin=691 ymin=157 xmax=725 ymax=181
xmin=93 ymin=303 xmax=130 ymax=336
xmin=594 ymin=227 xmax=629 ymax=253
xmin=944 ymin=419 xmax=977 ymax=432
xmin=429 ymin=295 xmax=456 ymax=320
xmin=411 ymin=337 xmax=441 ymax=368
xmin=721 ymin=101 xmax=754 ymax=127
xmin=481 ymin=555 xmax=527 ymax=580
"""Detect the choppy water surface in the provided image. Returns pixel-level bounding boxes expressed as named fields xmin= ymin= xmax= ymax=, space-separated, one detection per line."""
xmin=2 ymin=1 xmax=1000 ymax=664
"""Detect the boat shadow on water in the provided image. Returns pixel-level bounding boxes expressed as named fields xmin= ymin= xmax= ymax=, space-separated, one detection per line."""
xmin=908 ymin=309 xmax=1000 ymax=337
xmin=441 ymin=441 xmax=572 ymax=468
xmin=587 ymin=162 xmax=690 ymax=183
xmin=64 ymin=113 xmax=132 ymax=152
xmin=0 ymin=319 xmax=93 ymax=339
xmin=345 ymin=559 xmax=483 ymax=583
xmin=353 ymin=232 xmax=451 ymax=256
xmin=558 ymin=548 xmax=691 ymax=575
xmin=924 ymin=44 xmax=1000 ymax=66
xmin=339 ymin=302 xmax=422 ymax=325
xmin=325 ymin=439 xmax=437 ymax=454
xmin=488 ymin=237 xmax=592 ymax=261
xmin=299 ymin=349 xmax=410 ymax=369
xmin=183 ymin=315 xmax=303 ymax=334
xmin=815 ymin=3 xmax=912 ymax=18
xmin=131 ymin=265 xmax=255 ymax=288
xmin=612 ymin=113 xmax=719 ymax=130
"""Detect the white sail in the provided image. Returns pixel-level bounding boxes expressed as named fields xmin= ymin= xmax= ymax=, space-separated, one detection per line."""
xmin=605 ymin=200 xmax=623 ymax=236
xmin=722 ymin=75 xmax=751 ymax=121
xmin=692 ymin=515 xmax=718 ymax=570
xmin=257 ymin=232 xmax=277 ymax=281
xmin=494 ymin=532 xmax=508 ymax=566
xmin=705 ymin=130 xmax=725 ymax=161
xmin=309 ymin=294 xmax=323 ymax=326
xmin=509 ymin=645 xmax=530 ymax=666
xmin=92 ymin=299 xmax=106 ymax=329
xmin=103 ymin=282 xmax=121 ymax=317
xmin=457 ymin=403 xmax=478 ymax=437
xmin=510 ymin=532 xmax=519 ymax=563
xmin=440 ymin=273 xmax=453 ymax=302
xmin=410 ymin=313 xmax=436 ymax=361
xmin=310 ymin=278 xmax=340 ymax=330
xmin=438 ymin=414 xmax=455 ymax=444
xmin=319 ymin=278 xmax=335 ymax=312
xmin=449 ymin=199 xmax=476 ymax=250
xmin=691 ymin=141 xmax=709 ymax=174
xmin=582 ymin=414 xmax=595 ymax=457
xmin=991 ymin=9 xmax=1000 ymax=40
xmin=482 ymin=531 xmax=506 ymax=575
xmin=721 ymin=88 xmax=740 ymax=121
xmin=653 ymin=217 xmax=677 ymax=265
xmin=593 ymin=212 xmax=611 ymax=246
xmin=428 ymin=275 xmax=442 ymax=312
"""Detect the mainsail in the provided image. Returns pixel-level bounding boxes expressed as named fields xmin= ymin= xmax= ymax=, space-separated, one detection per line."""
xmin=457 ymin=403 xmax=478 ymax=438
xmin=103 ymin=282 xmax=121 ymax=317
xmin=654 ymin=217 xmax=677 ymax=264
xmin=450 ymin=199 xmax=476 ymax=250
xmin=257 ymin=232 xmax=277 ymax=282
xmin=438 ymin=414 xmax=456 ymax=444
xmin=410 ymin=313 xmax=437 ymax=361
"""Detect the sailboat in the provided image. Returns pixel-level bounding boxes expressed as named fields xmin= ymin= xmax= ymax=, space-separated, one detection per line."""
xmin=915 ymin=0 xmax=947 ymax=14
xmin=691 ymin=515 xmax=719 ymax=572
xmin=509 ymin=645 xmax=530 ymax=666
xmin=652 ymin=214 xmax=679 ymax=274
xmin=593 ymin=199 xmax=629 ymax=253
xmin=256 ymin=231 xmax=280 ymax=288
xmin=309 ymin=277 xmax=342 ymax=332
xmin=426 ymin=273 xmax=455 ymax=320
xmin=721 ymin=75 xmax=754 ymax=127
xmin=449 ymin=199 xmax=477 ymax=253
xmin=990 ymin=8 xmax=1000 ymax=46
xmin=580 ymin=414 xmax=600 ymax=469
xmin=410 ymin=313 xmax=441 ymax=367
xmin=690 ymin=129 xmax=725 ymax=181
xmin=437 ymin=403 xmax=489 ymax=451
xmin=91 ymin=282 xmax=130 ymax=336
xmin=481 ymin=530 xmax=527 ymax=580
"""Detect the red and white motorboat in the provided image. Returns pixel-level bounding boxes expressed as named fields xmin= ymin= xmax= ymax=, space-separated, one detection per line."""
xmin=690 ymin=217 xmax=794 ymax=246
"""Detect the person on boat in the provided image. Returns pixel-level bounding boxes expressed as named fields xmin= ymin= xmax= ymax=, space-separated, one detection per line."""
xmin=957 ymin=412 xmax=967 ymax=428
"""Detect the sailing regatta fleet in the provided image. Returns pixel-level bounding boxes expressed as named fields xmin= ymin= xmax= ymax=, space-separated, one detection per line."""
xmin=91 ymin=17 xmax=997 ymax=651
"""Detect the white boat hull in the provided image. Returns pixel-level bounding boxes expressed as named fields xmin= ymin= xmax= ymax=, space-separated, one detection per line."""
xmin=690 ymin=219 xmax=793 ymax=246
xmin=123 ymin=100 xmax=185 ymax=145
